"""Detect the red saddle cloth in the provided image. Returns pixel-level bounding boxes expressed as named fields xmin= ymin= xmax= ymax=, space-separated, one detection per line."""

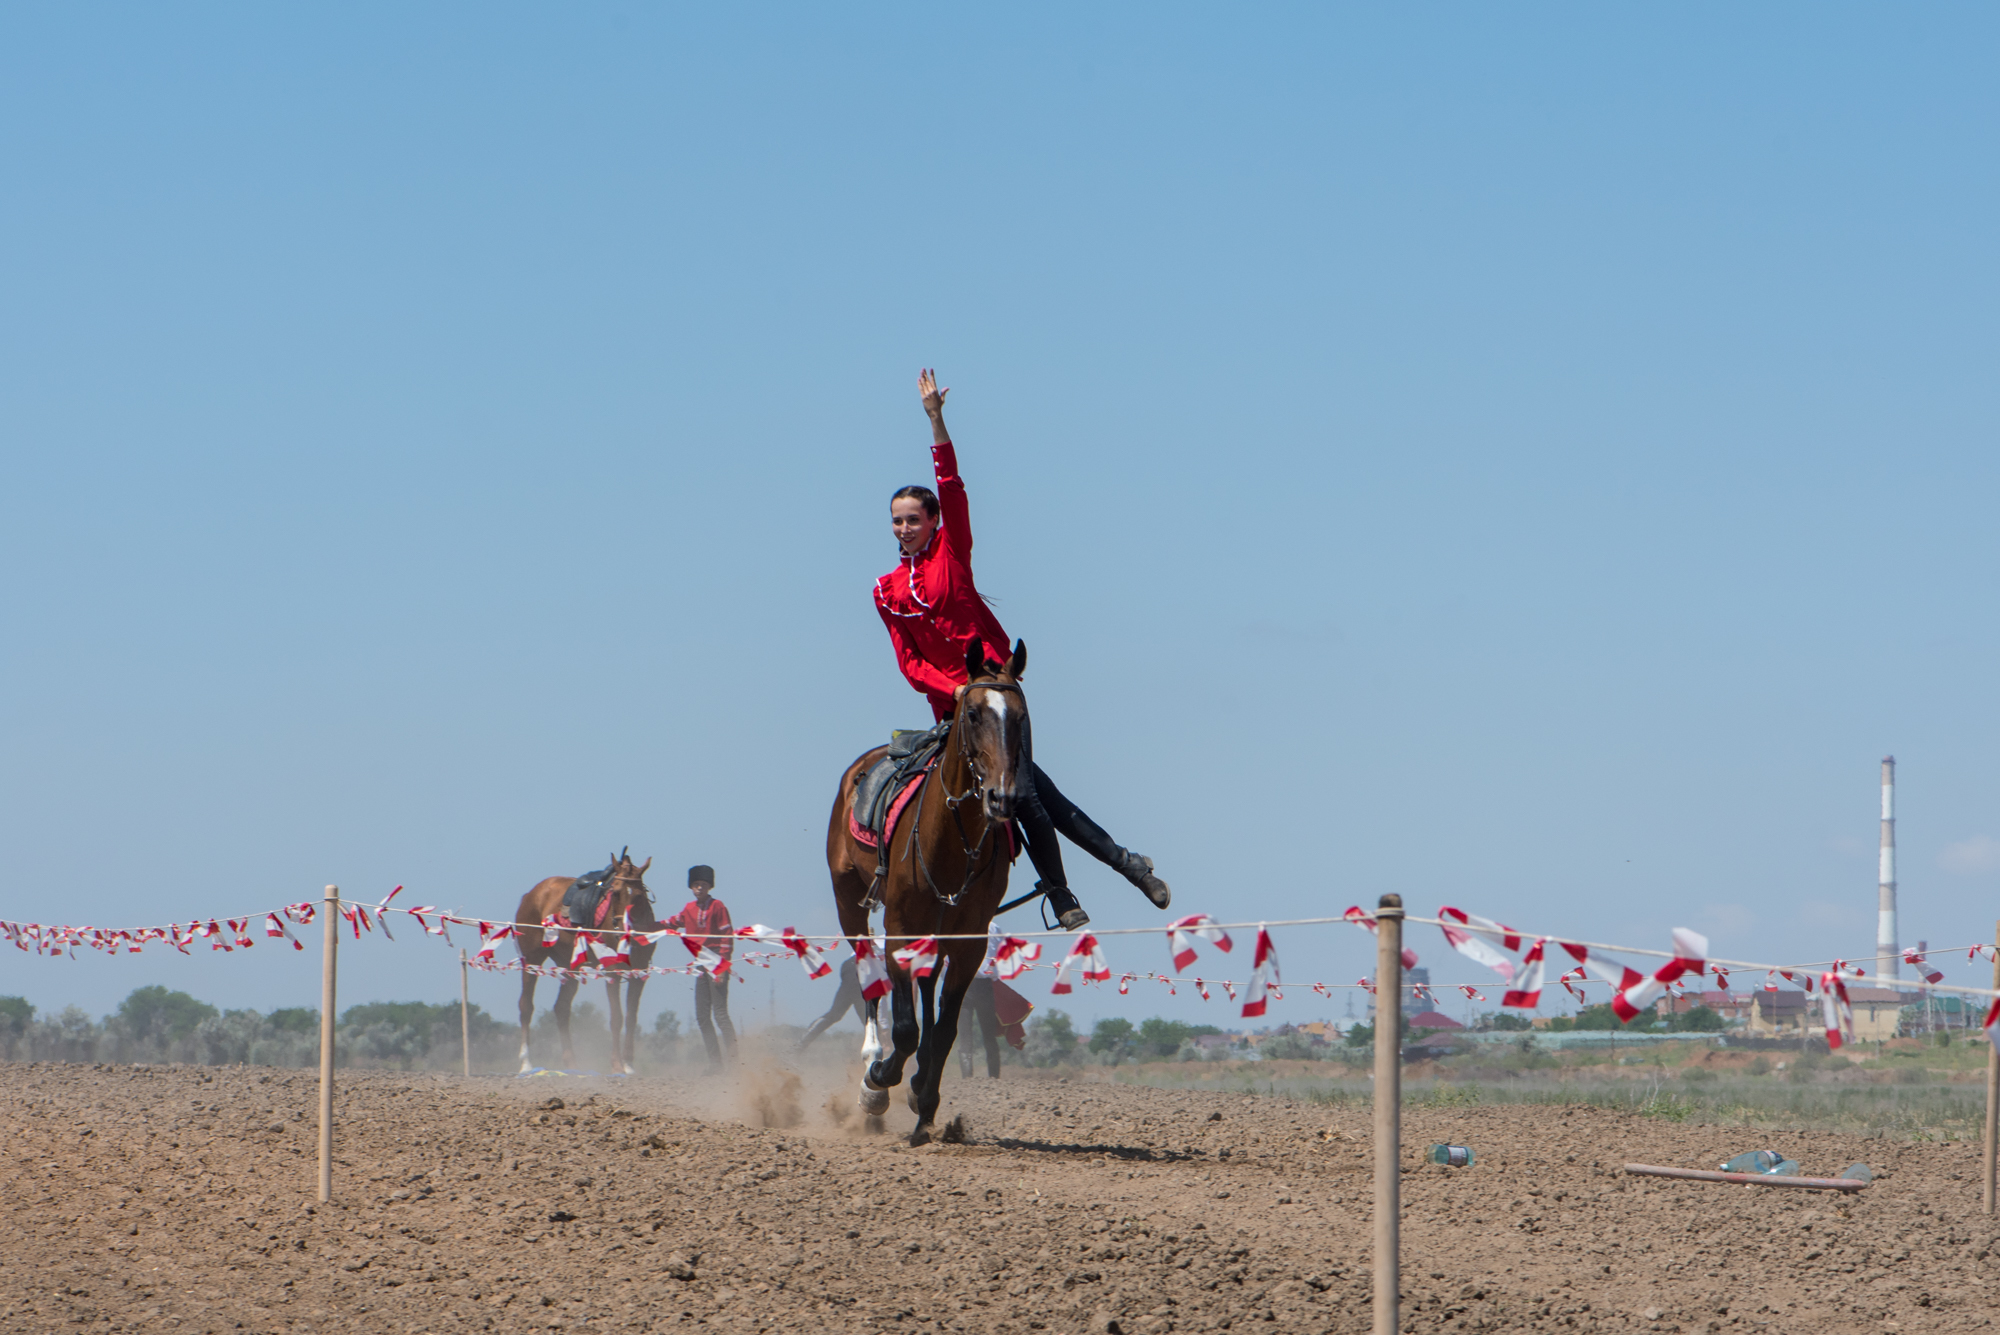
xmin=848 ymin=758 xmax=936 ymax=850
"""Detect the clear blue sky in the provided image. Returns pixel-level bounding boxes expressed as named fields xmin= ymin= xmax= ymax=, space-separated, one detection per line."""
xmin=2 ymin=6 xmax=1995 ymax=1034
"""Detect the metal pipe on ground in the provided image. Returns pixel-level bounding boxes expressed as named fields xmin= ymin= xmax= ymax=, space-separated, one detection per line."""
xmin=1625 ymin=1164 xmax=1867 ymax=1192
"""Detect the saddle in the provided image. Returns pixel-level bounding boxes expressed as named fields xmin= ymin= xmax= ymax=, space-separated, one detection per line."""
xmin=850 ymin=721 xmax=952 ymax=905
xmin=560 ymin=864 xmax=617 ymax=929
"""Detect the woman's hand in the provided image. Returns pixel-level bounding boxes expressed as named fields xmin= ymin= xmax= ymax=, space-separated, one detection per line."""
xmin=919 ymin=368 xmax=949 ymax=418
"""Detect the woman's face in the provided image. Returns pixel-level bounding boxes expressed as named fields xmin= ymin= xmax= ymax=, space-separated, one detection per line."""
xmin=891 ymin=496 xmax=939 ymax=556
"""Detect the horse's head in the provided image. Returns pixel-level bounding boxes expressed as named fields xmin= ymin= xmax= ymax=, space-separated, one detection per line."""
xmin=604 ymin=848 xmax=655 ymax=922
xmin=956 ymin=638 xmax=1030 ymax=823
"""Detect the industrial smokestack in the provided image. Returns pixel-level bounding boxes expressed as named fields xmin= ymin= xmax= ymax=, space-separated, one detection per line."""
xmin=1877 ymin=756 xmax=1898 ymax=979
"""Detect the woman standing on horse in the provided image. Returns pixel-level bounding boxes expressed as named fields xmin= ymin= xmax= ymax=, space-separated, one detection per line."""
xmin=873 ymin=368 xmax=1172 ymax=931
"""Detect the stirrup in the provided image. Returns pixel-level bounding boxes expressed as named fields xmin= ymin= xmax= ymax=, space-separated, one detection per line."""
xmin=1039 ymin=881 xmax=1090 ymax=932
xmin=861 ymin=864 xmax=886 ymax=912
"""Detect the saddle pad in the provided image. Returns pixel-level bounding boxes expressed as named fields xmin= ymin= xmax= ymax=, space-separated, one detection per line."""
xmin=847 ymin=759 xmax=934 ymax=850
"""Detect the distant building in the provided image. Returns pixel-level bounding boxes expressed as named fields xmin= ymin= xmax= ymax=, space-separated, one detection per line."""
xmin=1746 ymin=990 xmax=1810 ymax=1037
xmin=1407 ymin=1011 xmax=1463 ymax=1032
xmin=1661 ymin=991 xmax=1752 ymax=1023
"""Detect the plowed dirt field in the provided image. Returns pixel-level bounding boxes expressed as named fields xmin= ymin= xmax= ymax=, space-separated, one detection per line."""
xmin=3 ymin=1056 xmax=1996 ymax=1334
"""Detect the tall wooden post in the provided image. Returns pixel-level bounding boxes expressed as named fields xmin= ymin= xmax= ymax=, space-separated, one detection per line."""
xmin=1984 ymin=919 xmax=1999 ymax=1216
xmin=460 ymin=949 xmax=472 ymax=1078
xmin=1373 ymin=893 xmax=1404 ymax=1335
xmin=317 ymin=885 xmax=338 ymax=1204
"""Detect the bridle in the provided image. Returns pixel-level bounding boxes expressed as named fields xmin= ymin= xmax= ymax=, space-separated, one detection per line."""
xmin=904 ymin=676 xmax=1026 ymax=907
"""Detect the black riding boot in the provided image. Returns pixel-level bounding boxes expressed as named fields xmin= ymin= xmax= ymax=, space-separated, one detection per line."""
xmin=1017 ymin=779 xmax=1090 ymax=930
xmin=1028 ymin=762 xmax=1172 ymax=909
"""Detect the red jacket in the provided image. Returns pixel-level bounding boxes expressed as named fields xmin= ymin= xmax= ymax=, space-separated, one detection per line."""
xmin=874 ymin=439 xmax=1013 ymax=721
xmin=666 ymin=897 xmax=733 ymax=962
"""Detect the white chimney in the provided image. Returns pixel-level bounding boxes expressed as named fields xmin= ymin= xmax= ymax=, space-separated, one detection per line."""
xmin=1877 ymin=756 xmax=1898 ymax=979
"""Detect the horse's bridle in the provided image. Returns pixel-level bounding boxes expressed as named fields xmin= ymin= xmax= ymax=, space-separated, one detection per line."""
xmin=905 ymin=676 xmax=1026 ymax=907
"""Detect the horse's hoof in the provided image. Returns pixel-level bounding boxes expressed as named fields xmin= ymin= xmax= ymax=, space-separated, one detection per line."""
xmin=909 ymin=1123 xmax=933 ymax=1148
xmin=858 ymin=1084 xmax=890 ymax=1116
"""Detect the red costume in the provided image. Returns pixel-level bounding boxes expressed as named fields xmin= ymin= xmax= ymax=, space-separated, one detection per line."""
xmin=665 ymin=897 xmax=733 ymax=963
xmin=873 ymin=439 xmax=1013 ymax=721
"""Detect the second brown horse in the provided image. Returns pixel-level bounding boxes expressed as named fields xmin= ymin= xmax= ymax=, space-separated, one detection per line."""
xmin=827 ymin=639 xmax=1030 ymax=1144
xmin=511 ymin=851 xmax=661 ymax=1075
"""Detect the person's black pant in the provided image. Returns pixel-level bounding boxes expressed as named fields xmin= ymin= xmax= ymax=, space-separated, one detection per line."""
xmin=1017 ymin=762 xmax=1126 ymax=895
xmin=799 ymin=957 xmax=867 ymax=1049
xmin=957 ymin=976 xmax=1002 ymax=1078
xmin=694 ymin=974 xmax=737 ymax=1065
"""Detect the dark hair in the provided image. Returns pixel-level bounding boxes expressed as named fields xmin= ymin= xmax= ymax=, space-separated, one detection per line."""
xmin=892 ymin=484 xmax=940 ymax=519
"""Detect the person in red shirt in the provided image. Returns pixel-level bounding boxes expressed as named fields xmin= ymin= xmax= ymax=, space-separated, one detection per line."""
xmin=664 ymin=864 xmax=736 ymax=1068
xmin=874 ymin=369 xmax=1172 ymax=931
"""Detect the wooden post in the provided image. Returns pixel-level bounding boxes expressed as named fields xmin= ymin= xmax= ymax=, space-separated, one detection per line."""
xmin=1373 ymin=893 xmax=1404 ymax=1335
xmin=460 ymin=949 xmax=472 ymax=1078
xmin=317 ymin=885 xmax=338 ymax=1204
xmin=1984 ymin=918 xmax=1999 ymax=1216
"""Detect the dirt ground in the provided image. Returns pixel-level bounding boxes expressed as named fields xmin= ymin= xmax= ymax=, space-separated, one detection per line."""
xmin=4 ymin=1050 xmax=1998 ymax=1335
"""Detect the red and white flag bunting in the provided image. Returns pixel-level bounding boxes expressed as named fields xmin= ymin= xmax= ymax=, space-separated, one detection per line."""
xmin=1241 ymin=926 xmax=1280 ymax=1018
xmin=852 ymin=938 xmax=890 ymax=1001
xmin=1051 ymin=932 xmax=1110 ymax=995
xmin=1820 ymin=971 xmax=1857 ymax=1050
xmin=1438 ymin=906 xmax=1520 ymax=983
xmin=1985 ymin=998 xmax=2000 ymax=1056
xmin=476 ymin=922 xmax=515 ymax=961
xmin=1343 ymin=906 xmax=1418 ymax=970
xmin=1502 ymin=940 xmax=1547 ymax=1009
xmin=991 ymin=936 xmax=1040 ymax=980
xmin=779 ymin=928 xmax=833 ymax=979
xmin=1609 ymin=929 xmax=1709 ymax=1022
xmin=1167 ymin=914 xmax=1232 ymax=972
xmin=1903 ymin=948 xmax=1944 ymax=985
xmin=892 ymin=936 xmax=941 ymax=979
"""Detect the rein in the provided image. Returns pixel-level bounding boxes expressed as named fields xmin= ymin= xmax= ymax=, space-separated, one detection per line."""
xmin=902 ymin=677 xmax=1023 ymax=907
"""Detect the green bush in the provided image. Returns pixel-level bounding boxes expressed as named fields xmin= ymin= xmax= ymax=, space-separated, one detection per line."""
xmin=1135 ymin=1017 xmax=1221 ymax=1060
xmin=1089 ymin=1017 xmax=1136 ymax=1063
xmin=115 ymin=986 xmax=218 ymax=1044
xmin=1023 ymin=1009 xmax=1080 ymax=1067
xmin=1485 ymin=1012 xmax=1533 ymax=1032
xmin=1669 ymin=1005 xmax=1725 ymax=1033
xmin=1259 ymin=1032 xmax=1326 ymax=1061
xmin=0 ymin=996 xmax=33 ymax=1037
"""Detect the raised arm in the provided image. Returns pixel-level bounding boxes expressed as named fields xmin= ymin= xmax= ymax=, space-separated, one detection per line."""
xmin=919 ymin=368 xmax=973 ymax=554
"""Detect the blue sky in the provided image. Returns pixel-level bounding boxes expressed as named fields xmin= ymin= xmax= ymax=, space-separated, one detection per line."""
xmin=2 ymin=5 xmax=1995 ymax=1035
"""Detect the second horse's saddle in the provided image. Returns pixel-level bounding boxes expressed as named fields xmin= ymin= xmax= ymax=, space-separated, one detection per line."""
xmin=561 ymin=863 xmax=616 ymax=928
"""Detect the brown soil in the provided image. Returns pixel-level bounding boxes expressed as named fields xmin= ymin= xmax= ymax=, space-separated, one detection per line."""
xmin=4 ymin=1054 xmax=1997 ymax=1334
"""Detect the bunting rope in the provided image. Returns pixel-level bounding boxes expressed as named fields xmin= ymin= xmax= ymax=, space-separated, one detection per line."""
xmin=9 ymin=893 xmax=1998 ymax=1045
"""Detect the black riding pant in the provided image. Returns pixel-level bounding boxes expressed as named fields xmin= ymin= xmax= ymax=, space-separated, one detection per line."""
xmin=799 ymin=957 xmax=867 ymax=1049
xmin=1017 ymin=761 xmax=1126 ymax=895
xmin=956 ymin=975 xmax=1002 ymax=1078
xmin=694 ymin=974 xmax=737 ymax=1065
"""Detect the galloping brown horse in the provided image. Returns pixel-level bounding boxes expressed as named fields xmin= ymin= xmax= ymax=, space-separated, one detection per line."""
xmin=827 ymin=639 xmax=1029 ymax=1144
xmin=511 ymin=851 xmax=661 ymax=1075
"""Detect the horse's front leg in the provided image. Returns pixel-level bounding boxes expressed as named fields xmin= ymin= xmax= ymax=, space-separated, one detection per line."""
xmin=553 ymin=976 xmax=580 ymax=1069
xmin=604 ymin=974 xmax=628 ymax=1075
xmin=911 ymin=971 xmax=970 ymax=1144
xmin=622 ymin=975 xmax=649 ymax=1073
xmin=864 ymin=969 xmax=919 ymax=1109
xmin=517 ymin=971 xmax=540 ymax=1074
